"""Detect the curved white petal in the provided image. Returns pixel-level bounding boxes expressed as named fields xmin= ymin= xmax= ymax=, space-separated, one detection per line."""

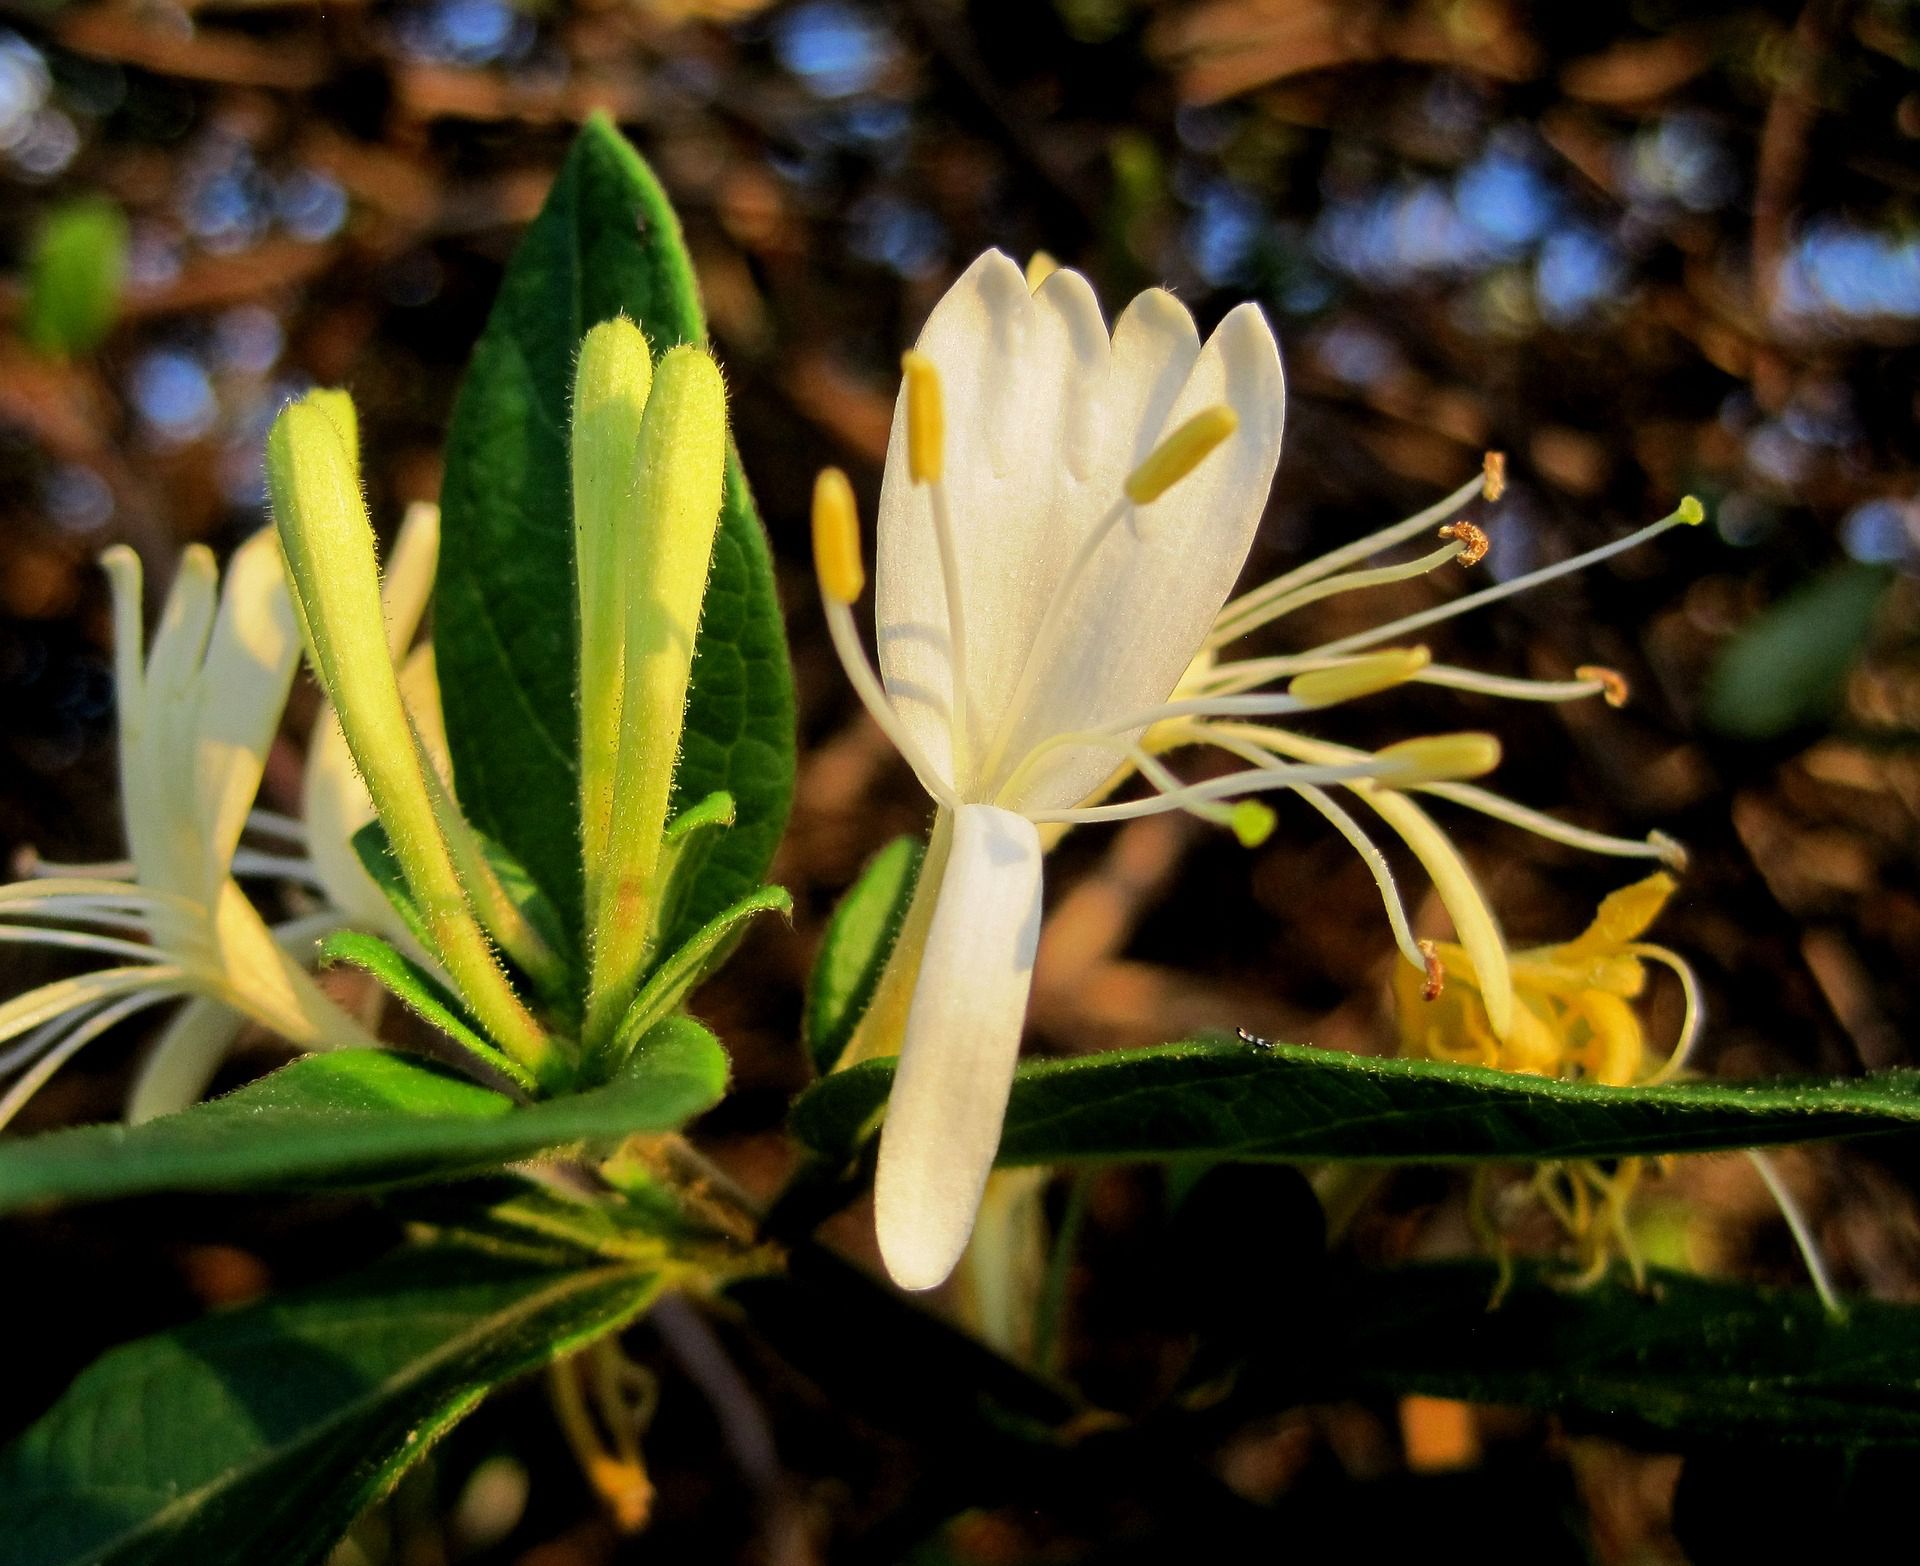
xmin=996 ymin=301 xmax=1286 ymax=811
xmin=380 ymin=501 xmax=440 ymax=659
xmin=877 ymin=251 xmax=1110 ymax=790
xmin=874 ymin=803 xmax=1043 ymax=1291
xmin=130 ymin=546 xmax=219 ymax=894
xmin=873 ymin=251 xmax=1286 ymax=810
xmin=124 ymin=995 xmax=247 ymax=1125
xmin=192 ymin=528 xmax=302 ymax=895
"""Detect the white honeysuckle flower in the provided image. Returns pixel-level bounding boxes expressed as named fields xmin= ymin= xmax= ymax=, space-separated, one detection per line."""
xmin=2 ymin=503 xmax=443 ymax=1129
xmin=813 ymin=249 xmax=1703 ymax=1293
xmin=128 ymin=501 xmax=447 ymax=1122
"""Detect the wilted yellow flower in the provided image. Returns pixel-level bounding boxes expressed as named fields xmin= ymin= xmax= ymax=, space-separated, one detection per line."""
xmin=1395 ymin=871 xmax=1699 ymax=1088
xmin=1395 ymin=871 xmax=1701 ymax=1289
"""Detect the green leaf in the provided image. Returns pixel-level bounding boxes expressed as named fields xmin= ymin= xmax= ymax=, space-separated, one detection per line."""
xmin=319 ymin=929 xmax=533 ymax=1091
xmin=804 ymin=835 xmax=924 ymax=1074
xmin=1704 ymin=561 xmax=1892 ymax=739
xmin=0 ymin=1242 xmax=667 ymax=1566
xmin=435 ymin=115 xmax=794 ymax=944
xmin=0 ymin=1017 xmax=729 ymax=1213
xmin=600 ymin=884 xmax=792 ymax=1074
xmin=1321 ymin=1261 xmax=1920 ymax=1447
xmin=23 ymin=197 xmax=128 ymax=357
xmin=790 ymin=1037 xmax=1920 ymax=1167
xmin=351 ymin=819 xmax=578 ymax=1012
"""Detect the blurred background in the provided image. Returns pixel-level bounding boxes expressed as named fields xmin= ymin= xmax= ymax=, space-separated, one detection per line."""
xmin=3 ymin=0 xmax=1920 ymax=1560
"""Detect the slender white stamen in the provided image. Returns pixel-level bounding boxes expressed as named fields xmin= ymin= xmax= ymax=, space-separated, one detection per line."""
xmin=1207 ymin=541 xmax=1466 ymax=649
xmin=23 ymin=856 xmax=136 ymax=880
xmin=1414 ymin=782 xmax=1685 ymax=865
xmin=1197 ymin=721 xmax=1427 ymax=970
xmin=1210 ymin=473 xmax=1485 ymax=641
xmin=1408 ymin=666 xmax=1615 ymax=703
xmin=0 ymin=964 xmax=189 ymax=1047
xmin=0 ymin=900 xmax=152 ymax=933
xmin=0 ymin=926 xmax=163 ymax=963
xmin=824 ymin=596 xmax=962 ymax=810
xmin=1745 ymin=1150 xmax=1843 ymax=1318
xmin=0 ymin=1001 xmax=111 ymax=1078
xmin=1306 ymin=504 xmax=1700 ymax=660
xmin=1025 ymin=759 xmax=1402 ymax=826
xmin=245 ymin=808 xmax=309 ymax=843
xmin=0 ymin=880 xmax=200 ymax=916
xmin=228 ymin=850 xmax=327 ymax=885
xmin=0 ymin=990 xmax=173 ymax=1131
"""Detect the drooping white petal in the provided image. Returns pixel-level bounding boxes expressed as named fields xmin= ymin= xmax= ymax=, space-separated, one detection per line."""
xmin=874 ymin=803 xmax=1044 ymax=1291
xmin=872 ymin=250 xmax=1286 ymax=811
xmin=191 ymin=527 xmax=302 ymax=896
xmin=123 ymin=995 xmax=246 ymax=1125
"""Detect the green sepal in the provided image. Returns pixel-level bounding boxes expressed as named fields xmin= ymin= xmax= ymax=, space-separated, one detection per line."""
xmin=318 ymin=929 xmax=537 ymax=1093
xmin=593 ymin=884 xmax=793 ymax=1080
xmin=804 ymin=835 xmax=924 ymax=1075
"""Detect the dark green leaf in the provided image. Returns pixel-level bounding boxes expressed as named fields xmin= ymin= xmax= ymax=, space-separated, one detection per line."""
xmin=319 ymin=929 xmax=532 ymax=1091
xmin=435 ymin=116 xmax=793 ymax=943
xmin=0 ymin=1017 xmax=728 ymax=1213
xmin=350 ymin=820 xmax=430 ymax=953
xmin=24 ymin=197 xmax=127 ymax=357
xmin=791 ymin=1038 xmax=1920 ymax=1167
xmin=1704 ymin=561 xmax=1892 ymax=739
xmin=0 ymin=1243 xmax=664 ymax=1566
xmin=600 ymin=884 xmax=792 ymax=1074
xmin=804 ymin=835 xmax=923 ymax=1075
xmin=1321 ymin=1261 xmax=1920 ymax=1447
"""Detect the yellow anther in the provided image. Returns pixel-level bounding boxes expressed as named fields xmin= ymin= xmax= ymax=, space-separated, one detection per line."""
xmin=1376 ymin=732 xmax=1502 ymax=784
xmin=1677 ymin=494 xmax=1705 ymax=525
xmin=1482 ymin=451 xmax=1506 ymax=502
xmin=1289 ymin=646 xmax=1431 ymax=708
xmin=1125 ymin=405 xmax=1239 ymax=504
xmin=1230 ymin=799 xmax=1276 ymax=848
xmin=811 ymin=467 xmax=866 ymax=605
xmin=1440 ymin=520 xmax=1489 ymax=566
xmin=1025 ymin=251 xmax=1059 ymax=290
xmin=1576 ymin=664 xmax=1630 ymax=707
xmin=901 ymin=350 xmax=944 ymax=485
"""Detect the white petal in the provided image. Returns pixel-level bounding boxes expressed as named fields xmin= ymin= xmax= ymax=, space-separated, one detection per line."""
xmin=873 ymin=252 xmax=1286 ymax=810
xmin=192 ymin=528 xmax=302 ymax=893
xmin=124 ymin=995 xmax=246 ymax=1124
xmin=381 ymin=501 xmax=440 ymax=658
xmin=876 ymin=251 xmax=1114 ymax=792
xmin=874 ymin=803 xmax=1043 ymax=1291
xmin=129 ymin=546 xmax=218 ymax=892
xmin=997 ymin=301 xmax=1286 ymax=812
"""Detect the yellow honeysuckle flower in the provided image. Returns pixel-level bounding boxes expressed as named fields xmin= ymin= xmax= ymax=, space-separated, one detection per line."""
xmin=1393 ymin=871 xmax=1704 ymax=1292
xmin=1393 ymin=871 xmax=1699 ymax=1087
